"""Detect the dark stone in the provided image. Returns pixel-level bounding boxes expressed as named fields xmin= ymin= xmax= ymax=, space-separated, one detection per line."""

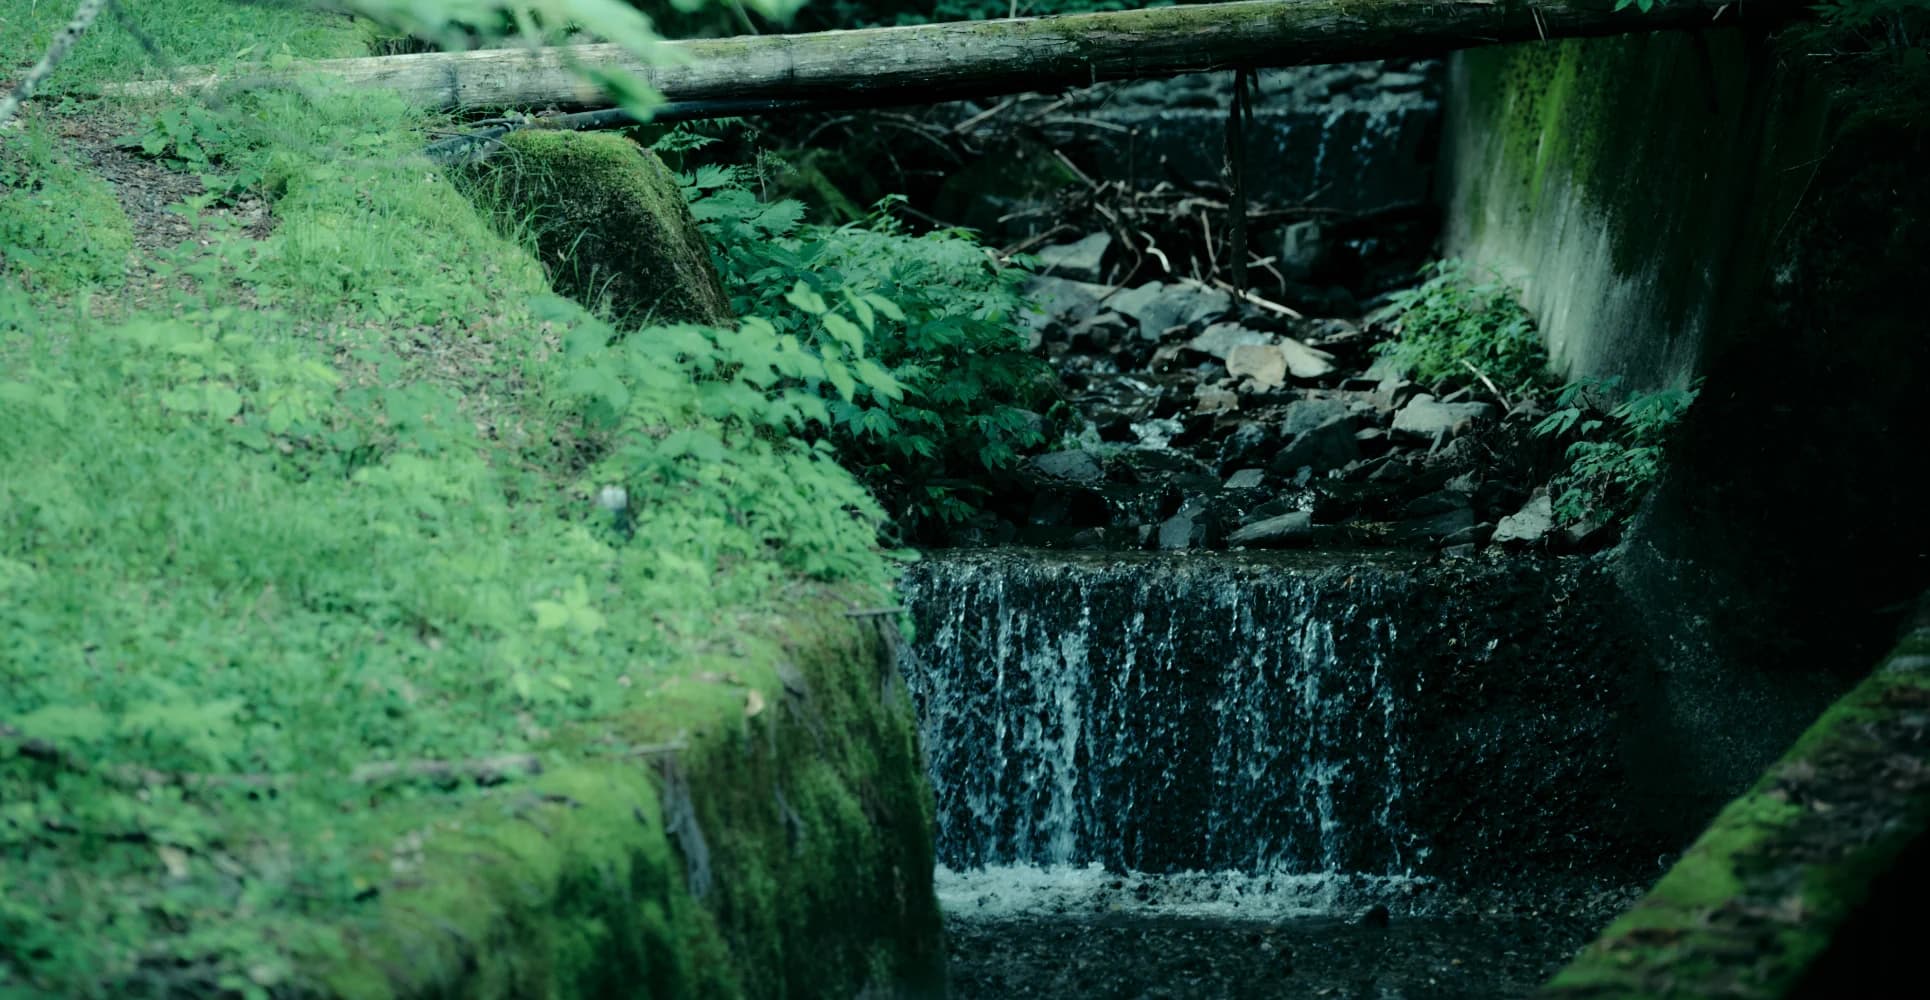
xmin=1282 ymin=398 xmax=1352 ymax=438
xmin=1441 ymin=522 xmax=1495 ymax=548
xmin=1023 ymin=275 xmax=1113 ymax=330
xmin=1269 ymin=415 xmax=1360 ymax=477
xmin=1359 ymin=904 xmax=1392 ymax=929
xmin=1031 ymin=450 xmax=1106 ymax=483
xmin=1156 ymin=513 xmax=1196 ymax=551
xmin=1034 ymin=232 xmax=1112 ymax=283
xmin=1226 ymin=511 xmax=1316 ymax=548
xmin=1109 ymin=281 xmax=1236 ymax=340
xmin=1401 ymin=489 xmax=1472 ymax=519
xmin=1391 ymin=506 xmax=1477 ymax=544
xmin=1492 ymin=492 xmax=1555 ymax=546
xmin=1186 ymin=322 xmax=1274 ymax=360
xmin=1391 ymin=394 xmax=1496 ymax=442
xmin=1218 ymin=421 xmax=1284 ymax=470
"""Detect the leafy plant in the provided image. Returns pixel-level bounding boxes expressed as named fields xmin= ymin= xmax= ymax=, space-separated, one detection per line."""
xmin=1374 ymin=259 xmax=1552 ymax=395
xmin=1534 ymin=376 xmax=1701 ymax=525
xmin=685 ymin=165 xmax=1052 ymax=534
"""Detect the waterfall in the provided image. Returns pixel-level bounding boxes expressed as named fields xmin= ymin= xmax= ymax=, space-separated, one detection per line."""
xmin=901 ymin=550 xmax=1428 ymax=881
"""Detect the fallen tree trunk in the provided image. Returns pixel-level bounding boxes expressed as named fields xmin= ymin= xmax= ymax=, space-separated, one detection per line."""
xmin=116 ymin=0 xmax=1791 ymax=111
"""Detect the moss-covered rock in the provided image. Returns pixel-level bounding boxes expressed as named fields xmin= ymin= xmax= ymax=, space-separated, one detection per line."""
xmin=465 ymin=130 xmax=733 ymax=327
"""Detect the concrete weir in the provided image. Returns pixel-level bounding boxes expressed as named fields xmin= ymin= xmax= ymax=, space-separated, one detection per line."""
xmin=898 ymin=550 xmax=1670 ymax=994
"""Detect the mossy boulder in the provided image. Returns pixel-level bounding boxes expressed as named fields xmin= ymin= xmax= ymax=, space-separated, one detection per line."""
xmin=466 ymin=130 xmax=733 ymax=327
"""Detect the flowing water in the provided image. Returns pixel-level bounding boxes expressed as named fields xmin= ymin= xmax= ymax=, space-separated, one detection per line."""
xmin=900 ymin=549 xmax=1642 ymax=998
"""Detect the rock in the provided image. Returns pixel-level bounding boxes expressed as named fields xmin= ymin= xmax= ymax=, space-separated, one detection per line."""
xmin=1401 ymin=489 xmax=1471 ymax=519
xmin=1277 ymin=220 xmax=1325 ymax=280
xmin=1282 ymin=398 xmax=1352 ymax=438
xmin=1194 ymin=384 xmax=1240 ymax=415
xmin=1227 ymin=343 xmax=1289 ymax=392
xmin=1033 ymin=232 xmax=1111 ymax=282
xmin=1217 ymin=420 xmax=1283 ymax=470
xmin=1109 ymin=281 xmax=1235 ymax=340
xmin=1364 ymin=355 xmax=1408 ymax=385
xmin=1023 ymin=275 xmax=1113 ymax=330
xmin=1558 ymin=514 xmax=1614 ymax=551
xmin=1186 ymin=322 xmax=1274 ymax=360
xmin=1157 ymin=513 xmax=1196 ymax=550
xmin=1069 ymin=527 xmax=1109 ymax=548
xmin=1353 ymin=426 xmax=1390 ymax=457
xmin=1441 ymin=521 xmax=1495 ymax=548
xmin=1269 ymin=415 xmax=1359 ymax=477
xmin=1227 ymin=511 xmax=1315 ymax=548
xmin=1277 ymin=337 xmax=1338 ymax=379
xmin=1390 ymin=393 xmax=1495 ymax=442
xmin=1441 ymin=543 xmax=1477 ymax=560
xmin=1358 ymin=904 xmax=1392 ymax=929
xmin=1492 ymin=491 xmax=1555 ymax=545
xmin=1069 ymin=312 xmax=1129 ymax=352
xmin=1392 ymin=506 xmax=1476 ymax=543
xmin=1245 ymin=496 xmax=1310 ymax=523
xmin=1030 ymin=450 xmax=1105 ymax=483
xmin=1224 ymin=468 xmax=1267 ymax=490
xmin=492 ymin=131 xmax=733 ymax=326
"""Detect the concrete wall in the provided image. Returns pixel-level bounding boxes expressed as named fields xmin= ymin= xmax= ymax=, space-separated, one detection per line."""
xmin=1442 ymin=21 xmax=1930 ymax=833
xmin=1441 ymin=30 xmax=1823 ymax=390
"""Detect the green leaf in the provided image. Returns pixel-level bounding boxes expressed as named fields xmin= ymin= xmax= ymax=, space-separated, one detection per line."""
xmin=854 ymin=358 xmax=905 ymax=401
xmin=785 ymin=281 xmax=828 ymax=316
xmin=846 ymin=291 xmax=876 ymax=332
xmin=822 ymin=313 xmax=865 ymax=353
xmin=864 ymin=293 xmax=906 ymax=322
xmin=532 ymin=600 xmax=572 ymax=632
xmin=206 ymin=383 xmax=244 ymax=421
xmin=822 ymin=357 xmax=857 ymax=402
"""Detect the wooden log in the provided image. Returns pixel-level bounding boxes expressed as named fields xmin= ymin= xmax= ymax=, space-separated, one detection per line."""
xmin=114 ymin=0 xmax=1791 ymax=111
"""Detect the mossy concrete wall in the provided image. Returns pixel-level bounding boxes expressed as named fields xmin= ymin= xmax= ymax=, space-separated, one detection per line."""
xmin=1540 ymin=597 xmax=1930 ymax=999
xmin=315 ymin=611 xmax=946 ymax=999
xmin=1445 ymin=18 xmax=1930 ymax=930
xmin=1441 ymin=24 xmax=1930 ymax=840
xmin=1441 ymin=29 xmax=1822 ymax=391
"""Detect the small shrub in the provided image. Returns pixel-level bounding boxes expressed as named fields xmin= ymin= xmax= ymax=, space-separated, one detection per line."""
xmin=1375 ymin=260 xmax=1551 ymax=394
xmin=1535 ymin=376 xmax=1701 ymax=525
xmin=686 ymin=167 xmax=1052 ymax=535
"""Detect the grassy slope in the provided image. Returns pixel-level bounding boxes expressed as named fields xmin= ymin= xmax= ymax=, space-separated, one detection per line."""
xmin=3 ymin=6 xmax=935 ymax=996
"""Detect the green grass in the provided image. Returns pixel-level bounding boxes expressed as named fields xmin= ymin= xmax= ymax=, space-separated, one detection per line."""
xmin=0 ymin=119 xmax=134 ymax=291
xmin=1 ymin=64 xmax=903 ymax=1000
xmin=1 ymin=0 xmax=369 ymax=93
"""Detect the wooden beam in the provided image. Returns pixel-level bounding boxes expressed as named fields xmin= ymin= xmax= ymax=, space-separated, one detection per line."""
xmin=112 ymin=0 xmax=1792 ymax=111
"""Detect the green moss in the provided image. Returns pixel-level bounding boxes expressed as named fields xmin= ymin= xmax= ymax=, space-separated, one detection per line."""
xmin=3 ymin=63 xmax=933 ymax=1000
xmin=1542 ymin=643 xmax=1930 ymax=998
xmin=309 ymin=612 xmax=943 ymax=1000
xmin=0 ymin=123 xmax=133 ymax=292
xmin=462 ymin=130 xmax=734 ymax=328
xmin=1448 ymin=31 xmax=1796 ymax=389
